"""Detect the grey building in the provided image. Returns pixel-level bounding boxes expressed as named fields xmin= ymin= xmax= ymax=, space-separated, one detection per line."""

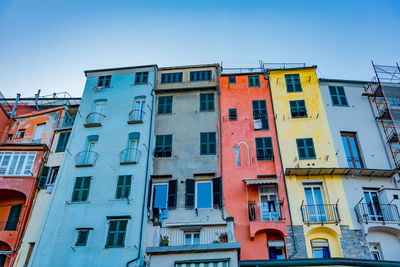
xmin=319 ymin=78 xmax=400 ymax=261
xmin=145 ymin=64 xmax=240 ymax=267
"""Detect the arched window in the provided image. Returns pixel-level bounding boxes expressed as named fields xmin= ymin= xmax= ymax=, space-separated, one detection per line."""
xmin=311 ymin=239 xmax=331 ymax=259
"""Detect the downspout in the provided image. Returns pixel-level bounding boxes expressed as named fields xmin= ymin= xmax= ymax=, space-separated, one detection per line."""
xmin=266 ymin=72 xmax=298 ymax=258
xmin=126 ymin=67 xmax=156 ymax=267
xmin=216 ymin=66 xmax=225 ymax=220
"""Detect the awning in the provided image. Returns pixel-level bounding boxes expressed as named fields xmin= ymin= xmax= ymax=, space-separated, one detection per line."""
xmin=285 ymin=167 xmax=396 ymax=178
xmin=243 ymin=178 xmax=278 ymax=185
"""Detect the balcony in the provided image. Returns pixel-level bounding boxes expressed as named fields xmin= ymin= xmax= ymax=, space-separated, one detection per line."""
xmin=249 ymin=203 xmax=282 ymax=221
xmin=301 ymin=203 xmax=341 ymax=225
xmin=84 ymin=112 xmax=105 ymax=128
xmin=127 ymin=109 xmax=145 ymax=124
xmin=119 ymin=148 xmax=141 ymax=165
xmin=75 ymin=151 xmax=99 ymax=167
xmin=355 ymin=203 xmax=400 ymax=224
xmin=55 ymin=115 xmax=75 ymax=130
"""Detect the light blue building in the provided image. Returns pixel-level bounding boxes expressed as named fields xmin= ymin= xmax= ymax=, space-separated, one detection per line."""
xmin=30 ymin=65 xmax=157 ymax=267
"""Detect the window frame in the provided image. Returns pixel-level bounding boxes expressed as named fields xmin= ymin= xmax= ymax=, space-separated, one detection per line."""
xmin=55 ymin=131 xmax=71 ymax=152
xmin=200 ymin=132 xmax=216 ymax=155
xmin=154 ymin=135 xmax=173 ymax=158
xmin=296 ymin=138 xmax=316 ymax=160
xmin=71 ymin=177 xmax=91 ymax=202
xmin=161 ymin=72 xmax=183 ymax=84
xmin=0 ymin=151 xmax=36 ymax=176
xmin=135 ymin=72 xmax=149 ymax=85
xmin=228 ymin=109 xmax=237 ymax=121
xmin=341 ymin=132 xmax=364 ymax=168
xmin=115 ymin=175 xmax=132 ymax=200
xmin=75 ymin=229 xmax=90 ymax=246
xmin=285 ymin=74 xmax=302 ymax=92
xmin=311 ymin=240 xmax=331 ymax=259
xmin=252 ymin=100 xmax=269 ymax=130
xmin=195 ymin=181 xmax=213 ymax=209
xmin=290 ymin=100 xmax=307 ymax=118
xmin=190 ymin=70 xmax=212 ymax=82
xmin=97 ymin=75 xmax=111 ymax=88
xmin=255 ymin=137 xmax=273 ymax=161
xmin=228 ymin=76 xmax=236 ymax=84
xmin=152 ymin=183 xmax=169 ymax=210
xmin=157 ymin=96 xmax=173 ymax=115
xmin=329 ymin=86 xmax=348 ymax=106
xmin=248 ymin=75 xmax=260 ymax=87
xmin=16 ymin=129 xmax=25 ymax=139
xmin=199 ymin=93 xmax=215 ymax=112
xmin=47 ymin=166 xmax=59 ymax=185
xmin=105 ymin=219 xmax=128 ymax=248
xmin=184 ymin=232 xmax=200 ymax=245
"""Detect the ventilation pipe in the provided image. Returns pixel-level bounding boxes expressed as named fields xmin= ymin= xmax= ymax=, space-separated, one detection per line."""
xmin=35 ymin=89 xmax=41 ymax=111
xmin=10 ymin=93 xmax=21 ymax=119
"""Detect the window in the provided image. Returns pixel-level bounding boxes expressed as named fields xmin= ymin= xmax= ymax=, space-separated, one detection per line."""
xmin=158 ymin=96 xmax=173 ymax=114
xmin=255 ymin=137 xmax=273 ymax=161
xmin=341 ymin=132 xmax=363 ymax=168
xmin=56 ymin=131 xmax=71 ymax=152
xmin=229 ymin=109 xmax=237 ymax=121
xmin=71 ymin=177 xmax=91 ymax=202
xmin=185 ymin=232 xmax=200 ymax=245
xmin=285 ymin=74 xmax=302 ymax=92
xmin=228 ymin=76 xmax=236 ymax=84
xmin=38 ymin=166 xmax=50 ymax=189
xmin=296 ymin=138 xmax=316 ymax=159
xmin=116 ymin=175 xmax=131 ymax=199
xmin=311 ymin=240 xmax=331 ymax=259
xmin=161 ymin=72 xmax=183 ymax=83
xmin=0 ymin=151 xmax=36 ymax=176
xmin=153 ymin=184 xmax=168 ymax=210
xmin=106 ymin=219 xmax=128 ymax=248
xmin=154 ymin=135 xmax=172 ymax=158
xmin=290 ymin=100 xmax=307 ymax=118
xmin=5 ymin=204 xmax=22 ymax=231
xmin=363 ymin=190 xmax=382 ymax=221
xmin=16 ymin=129 xmax=25 ymax=139
xmin=200 ymin=132 xmax=216 ymax=155
xmin=248 ymin=75 xmax=260 ymax=87
xmin=387 ymin=97 xmax=400 ymax=107
xmin=7 ymin=134 xmax=13 ymax=141
xmin=252 ymin=100 xmax=268 ymax=130
xmin=200 ymin=93 xmax=215 ymax=111
xmin=88 ymin=100 xmax=106 ymax=125
xmin=131 ymin=97 xmax=146 ymax=121
xmin=268 ymin=240 xmax=285 ymax=259
xmin=135 ymin=72 xmax=149 ymax=85
xmin=190 ymin=70 xmax=212 ymax=82
xmin=97 ymin=75 xmax=111 ymax=88
xmin=369 ymin=243 xmax=383 ymax=260
xmin=123 ymin=132 xmax=140 ymax=163
xmin=259 ymin=186 xmax=279 ymax=221
xmin=76 ymin=229 xmax=90 ymax=246
xmin=47 ymin=166 xmax=59 ymax=185
xmin=32 ymin=123 xmax=45 ymax=143
xmin=304 ymin=185 xmax=326 ymax=222
xmin=196 ymin=181 xmax=212 ymax=208
xmin=329 ymin=86 xmax=348 ymax=106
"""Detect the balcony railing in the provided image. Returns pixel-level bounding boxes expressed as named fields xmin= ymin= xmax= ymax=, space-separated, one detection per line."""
xmin=355 ymin=203 xmax=400 ymax=223
xmin=119 ymin=148 xmax=141 ymax=165
xmin=75 ymin=151 xmax=99 ymax=167
xmin=128 ymin=109 xmax=145 ymax=124
xmin=301 ymin=203 xmax=340 ymax=225
xmin=249 ymin=203 xmax=283 ymax=221
xmin=0 ymin=220 xmax=21 ymax=231
xmin=56 ymin=115 xmax=75 ymax=129
xmin=84 ymin=112 xmax=105 ymax=127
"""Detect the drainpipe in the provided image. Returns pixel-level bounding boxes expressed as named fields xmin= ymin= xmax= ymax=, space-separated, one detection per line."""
xmin=216 ymin=65 xmax=225 ymax=220
xmin=126 ymin=67 xmax=156 ymax=267
xmin=10 ymin=93 xmax=21 ymax=119
xmin=266 ymin=72 xmax=298 ymax=258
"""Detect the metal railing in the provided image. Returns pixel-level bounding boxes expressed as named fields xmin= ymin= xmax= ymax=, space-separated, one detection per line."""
xmin=249 ymin=203 xmax=282 ymax=222
xmin=119 ymin=148 xmax=141 ymax=164
xmin=85 ymin=112 xmax=105 ymax=125
xmin=301 ymin=202 xmax=340 ymax=225
xmin=159 ymin=226 xmax=229 ymax=247
xmin=31 ymin=139 xmax=42 ymax=144
xmin=56 ymin=115 xmax=75 ymax=129
xmin=75 ymin=150 xmax=99 ymax=166
xmin=128 ymin=109 xmax=145 ymax=123
xmin=0 ymin=220 xmax=21 ymax=231
xmin=355 ymin=203 xmax=400 ymax=223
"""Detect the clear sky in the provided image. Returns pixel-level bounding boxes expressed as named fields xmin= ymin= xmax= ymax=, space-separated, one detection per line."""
xmin=0 ymin=0 xmax=399 ymax=97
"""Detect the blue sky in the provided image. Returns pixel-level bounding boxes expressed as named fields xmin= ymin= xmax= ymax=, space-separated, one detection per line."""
xmin=0 ymin=0 xmax=399 ymax=97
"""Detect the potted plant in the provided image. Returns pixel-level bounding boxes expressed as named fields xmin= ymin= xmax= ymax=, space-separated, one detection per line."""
xmin=219 ymin=232 xmax=228 ymax=243
xmin=160 ymin=236 xmax=169 ymax=247
xmin=248 ymin=199 xmax=256 ymax=206
xmin=279 ymin=198 xmax=284 ymax=205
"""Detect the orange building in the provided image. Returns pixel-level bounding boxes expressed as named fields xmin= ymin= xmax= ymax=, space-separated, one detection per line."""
xmin=219 ymin=70 xmax=291 ymax=260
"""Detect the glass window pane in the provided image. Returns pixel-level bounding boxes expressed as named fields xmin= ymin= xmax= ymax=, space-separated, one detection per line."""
xmin=154 ymin=184 xmax=168 ymax=209
xmin=197 ymin=182 xmax=212 ymax=208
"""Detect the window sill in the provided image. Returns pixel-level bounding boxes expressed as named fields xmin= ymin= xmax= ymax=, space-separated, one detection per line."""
xmin=104 ymin=246 xmax=125 ymax=249
xmin=66 ymin=201 xmax=90 ymax=205
xmin=110 ymin=198 xmax=132 ymax=202
xmin=299 ymin=158 xmax=317 ymax=160
xmin=287 ymin=91 xmax=303 ymax=93
xmin=199 ymin=110 xmax=216 ymax=112
xmin=84 ymin=123 xmax=102 ymax=128
xmin=291 ymin=116 xmax=308 ymax=119
xmin=127 ymin=120 xmax=143 ymax=125
xmin=75 ymin=164 xmax=94 ymax=168
xmin=332 ymin=104 xmax=350 ymax=107
xmin=120 ymin=161 xmax=137 ymax=165
xmin=157 ymin=113 xmax=173 ymax=116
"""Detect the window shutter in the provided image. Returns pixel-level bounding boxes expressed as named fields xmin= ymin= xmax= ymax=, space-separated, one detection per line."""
xmin=5 ymin=204 xmax=22 ymax=230
xmin=185 ymin=179 xmax=195 ymax=209
xmin=38 ymin=166 xmax=50 ymax=189
xmin=213 ymin=177 xmax=222 ymax=208
xmin=56 ymin=132 xmax=70 ymax=152
xmin=147 ymin=179 xmax=152 ymax=209
xmin=168 ymin=180 xmax=177 ymax=209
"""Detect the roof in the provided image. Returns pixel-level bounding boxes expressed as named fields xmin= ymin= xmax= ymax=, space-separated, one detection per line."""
xmin=158 ymin=63 xmax=220 ymax=71
xmin=285 ymin=167 xmax=396 ymax=178
xmin=14 ymin=106 xmax=65 ymax=119
xmin=267 ymin=65 xmax=317 ymax=72
xmin=84 ymin=64 xmax=158 ymax=75
xmin=319 ymin=78 xmax=370 ymax=84
xmin=240 ymin=258 xmax=400 ymax=266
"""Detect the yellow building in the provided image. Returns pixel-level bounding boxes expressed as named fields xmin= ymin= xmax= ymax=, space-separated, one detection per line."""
xmin=268 ymin=66 xmax=359 ymax=259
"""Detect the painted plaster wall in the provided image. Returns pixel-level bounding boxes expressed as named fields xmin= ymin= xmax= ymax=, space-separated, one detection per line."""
xmin=219 ymin=73 xmax=290 ymax=260
xmin=0 ymin=106 xmax=10 ymax=142
xmin=269 ymin=67 xmax=352 ymax=259
xmin=319 ymin=80 xmax=392 ymax=170
xmin=366 ymin=231 xmax=400 ymax=261
xmin=148 ymin=250 xmax=238 ymax=267
xmin=30 ymin=67 xmax=156 ymax=267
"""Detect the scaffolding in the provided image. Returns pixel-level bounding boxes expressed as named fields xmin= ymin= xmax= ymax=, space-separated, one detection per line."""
xmin=364 ymin=62 xmax=400 ymax=168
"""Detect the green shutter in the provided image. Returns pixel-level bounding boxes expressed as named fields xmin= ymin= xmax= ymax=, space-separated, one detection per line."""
xmin=5 ymin=204 xmax=22 ymax=231
xmin=56 ymin=131 xmax=70 ymax=152
xmin=38 ymin=166 xmax=50 ymax=189
xmin=185 ymin=179 xmax=195 ymax=209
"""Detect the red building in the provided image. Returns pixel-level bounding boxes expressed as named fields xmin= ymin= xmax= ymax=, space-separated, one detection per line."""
xmin=0 ymin=103 xmax=66 ymax=266
xmin=219 ymin=70 xmax=291 ymax=260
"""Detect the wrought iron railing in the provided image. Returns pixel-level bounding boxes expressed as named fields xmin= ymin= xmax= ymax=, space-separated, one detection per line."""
xmin=75 ymin=151 xmax=99 ymax=166
xmin=119 ymin=148 xmax=141 ymax=164
xmin=85 ymin=112 xmax=105 ymax=126
xmin=355 ymin=203 xmax=400 ymax=223
xmin=128 ymin=109 xmax=145 ymax=123
xmin=301 ymin=202 xmax=340 ymax=225
xmin=249 ymin=203 xmax=282 ymax=222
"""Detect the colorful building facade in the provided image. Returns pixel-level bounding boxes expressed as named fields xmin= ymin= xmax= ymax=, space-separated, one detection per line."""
xmin=219 ymin=70 xmax=291 ymax=261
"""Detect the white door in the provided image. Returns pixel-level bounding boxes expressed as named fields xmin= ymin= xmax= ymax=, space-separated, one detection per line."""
xmin=259 ymin=186 xmax=279 ymax=221
xmin=304 ymin=186 xmax=326 ymax=222
xmin=133 ymin=99 xmax=145 ymax=120
xmin=127 ymin=139 xmax=139 ymax=162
